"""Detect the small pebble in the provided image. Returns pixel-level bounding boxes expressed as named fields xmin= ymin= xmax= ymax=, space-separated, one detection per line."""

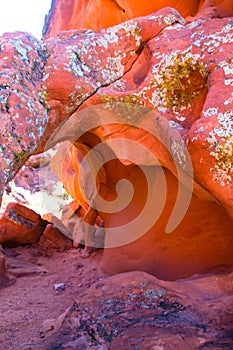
xmin=54 ymin=283 xmax=65 ymax=292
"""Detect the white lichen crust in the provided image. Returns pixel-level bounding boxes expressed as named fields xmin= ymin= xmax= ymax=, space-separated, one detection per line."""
xmin=0 ymin=32 xmax=48 ymax=190
xmin=206 ymin=111 xmax=233 ymax=186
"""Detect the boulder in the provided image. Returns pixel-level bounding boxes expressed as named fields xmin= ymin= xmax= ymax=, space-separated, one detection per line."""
xmin=36 ymin=270 xmax=233 ymax=349
xmin=42 ymin=7 xmax=184 ymax=133
xmin=0 ymin=203 xmax=47 ymax=247
xmin=39 ymin=224 xmax=72 ymax=251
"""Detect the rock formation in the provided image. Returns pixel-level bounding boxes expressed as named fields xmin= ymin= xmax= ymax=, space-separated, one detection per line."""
xmin=0 ymin=200 xmax=74 ymax=253
xmin=0 ymin=7 xmax=184 ymax=205
xmin=37 ymin=271 xmax=233 ymax=349
xmin=43 ymin=0 xmax=203 ymax=37
xmin=0 ymin=1 xmax=233 ymax=348
xmin=77 ymin=16 xmax=233 ymax=216
xmin=57 ymin=14 xmax=233 ymax=277
xmin=0 ymin=2 xmax=232 ymax=279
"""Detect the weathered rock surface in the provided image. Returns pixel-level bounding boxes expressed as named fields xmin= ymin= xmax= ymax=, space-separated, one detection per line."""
xmin=57 ymin=137 xmax=233 ymax=279
xmin=0 ymin=32 xmax=48 ymax=202
xmin=1 ymin=9 xmax=232 ymax=213
xmin=55 ymin=15 xmax=233 ymax=279
xmin=39 ymin=224 xmax=72 ymax=251
xmin=0 ymin=203 xmax=47 ymax=247
xmin=42 ymin=7 xmax=184 ymax=140
xmin=0 ymin=8 xmax=184 ymax=201
xmin=43 ymin=0 xmax=202 ymax=38
xmin=190 ymin=0 xmax=233 ymax=21
xmin=79 ymin=16 xmax=233 ymax=217
xmin=43 ymin=0 xmax=233 ymax=39
xmin=36 ymin=270 xmax=233 ymax=349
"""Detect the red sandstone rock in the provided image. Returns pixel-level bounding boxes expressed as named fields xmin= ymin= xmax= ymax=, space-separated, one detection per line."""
xmin=42 ymin=7 xmax=184 ymax=135
xmin=0 ymin=203 xmax=47 ymax=247
xmin=0 ymin=6 xmax=232 ymax=280
xmin=0 ymin=8 xmax=184 ymax=201
xmin=58 ymin=138 xmax=233 ymax=278
xmin=42 ymin=0 xmax=233 ymax=39
xmin=101 ymin=169 xmax=233 ymax=280
xmin=36 ymin=271 xmax=233 ymax=349
xmin=55 ymin=14 xmax=233 ymax=279
xmin=43 ymin=0 xmax=202 ymax=38
xmin=79 ymin=16 xmax=233 ymax=218
xmin=39 ymin=224 xmax=72 ymax=251
xmin=195 ymin=0 xmax=233 ymax=20
xmin=0 ymin=32 xmax=48 ymax=201
xmin=53 ymin=14 xmax=233 ymax=278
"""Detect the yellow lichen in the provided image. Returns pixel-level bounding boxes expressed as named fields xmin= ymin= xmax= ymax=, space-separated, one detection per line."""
xmin=152 ymin=53 xmax=208 ymax=111
xmin=101 ymin=94 xmax=148 ymax=125
xmin=13 ymin=150 xmax=28 ymax=163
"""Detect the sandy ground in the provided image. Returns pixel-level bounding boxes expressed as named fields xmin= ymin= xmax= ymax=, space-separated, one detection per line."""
xmin=0 ymin=246 xmax=107 ymax=350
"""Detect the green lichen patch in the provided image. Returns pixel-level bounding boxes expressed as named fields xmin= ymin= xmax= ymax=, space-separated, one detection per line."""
xmin=102 ymin=94 xmax=141 ymax=105
xmin=13 ymin=150 xmax=28 ymax=164
xmin=152 ymin=53 xmax=208 ymax=112
xmin=101 ymin=94 xmax=148 ymax=125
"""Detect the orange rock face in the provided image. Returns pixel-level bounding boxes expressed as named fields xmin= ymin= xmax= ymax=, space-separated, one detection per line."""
xmin=43 ymin=0 xmax=233 ymax=38
xmin=101 ymin=169 xmax=233 ymax=280
xmin=43 ymin=0 xmax=202 ymax=38
xmin=60 ymin=142 xmax=233 ymax=279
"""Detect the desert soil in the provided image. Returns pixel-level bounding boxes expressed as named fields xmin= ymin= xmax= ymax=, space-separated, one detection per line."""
xmin=0 ymin=246 xmax=106 ymax=350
